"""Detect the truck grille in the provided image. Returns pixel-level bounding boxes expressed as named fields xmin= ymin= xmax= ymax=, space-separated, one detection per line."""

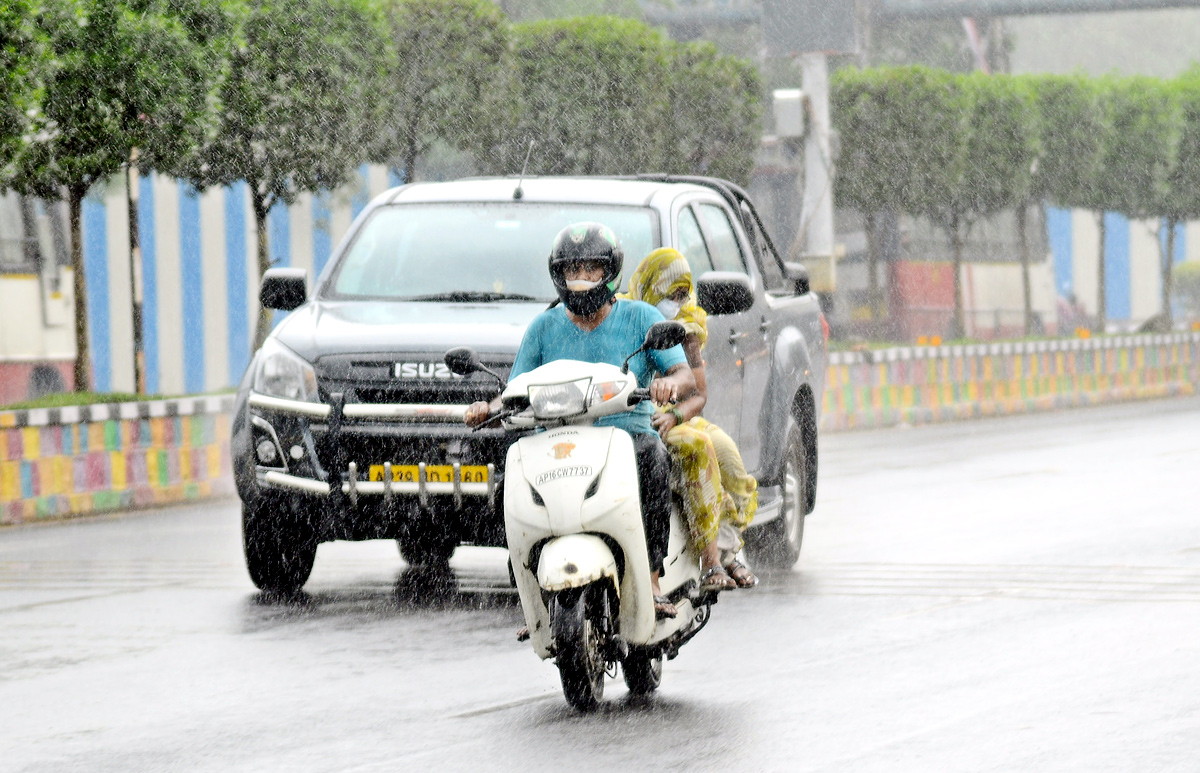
xmin=314 ymin=353 xmax=512 ymax=405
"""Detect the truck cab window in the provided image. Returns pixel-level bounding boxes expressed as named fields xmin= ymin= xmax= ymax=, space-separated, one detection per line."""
xmin=697 ymin=204 xmax=747 ymax=274
xmin=677 ymin=206 xmax=714 ymax=275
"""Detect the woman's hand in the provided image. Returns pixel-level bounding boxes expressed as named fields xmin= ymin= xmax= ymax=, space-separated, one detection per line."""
xmin=651 ymin=409 xmax=679 ymax=439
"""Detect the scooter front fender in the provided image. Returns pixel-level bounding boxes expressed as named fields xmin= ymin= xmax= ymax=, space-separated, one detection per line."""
xmin=537 ymin=534 xmax=619 ymax=594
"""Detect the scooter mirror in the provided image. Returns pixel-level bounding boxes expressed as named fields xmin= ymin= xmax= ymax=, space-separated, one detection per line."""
xmin=444 ymin=347 xmax=481 ymax=376
xmin=643 ymin=320 xmax=686 ymax=350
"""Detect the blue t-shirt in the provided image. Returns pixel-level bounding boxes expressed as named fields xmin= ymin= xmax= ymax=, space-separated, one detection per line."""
xmin=510 ymin=299 xmax=688 ymax=435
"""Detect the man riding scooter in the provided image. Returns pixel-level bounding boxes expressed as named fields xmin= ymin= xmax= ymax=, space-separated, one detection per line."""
xmin=464 ymin=222 xmax=695 ymax=619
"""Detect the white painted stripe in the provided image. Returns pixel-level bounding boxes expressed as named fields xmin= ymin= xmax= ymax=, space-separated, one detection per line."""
xmin=200 ymin=187 xmax=229 ymax=390
xmin=1187 ymin=219 xmax=1200 ymax=264
xmin=153 ymin=175 xmax=184 ymax=395
xmin=118 ymin=402 xmax=138 ymax=420
xmin=1072 ymin=209 xmax=1099 ymax=317
xmin=367 ymin=164 xmax=391 ymax=199
xmin=104 ymin=180 xmax=135 ymax=393
xmin=1129 ymin=218 xmax=1161 ymax=323
xmin=330 ymin=185 xmax=355 ymax=252
xmin=289 ymin=191 xmax=315 ymax=289
xmin=60 ymin=406 xmax=80 ymax=424
xmin=28 ymin=408 xmax=48 ymax=426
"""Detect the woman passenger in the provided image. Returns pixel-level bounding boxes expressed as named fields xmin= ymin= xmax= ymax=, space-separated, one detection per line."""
xmin=622 ymin=248 xmax=759 ymax=590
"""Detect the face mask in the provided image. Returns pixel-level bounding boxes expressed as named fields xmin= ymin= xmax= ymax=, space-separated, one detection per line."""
xmin=656 ymin=299 xmax=682 ymax=320
xmin=566 ymin=278 xmax=601 ymax=292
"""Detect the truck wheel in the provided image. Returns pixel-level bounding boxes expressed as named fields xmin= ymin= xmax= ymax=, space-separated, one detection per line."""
xmin=242 ymin=500 xmax=317 ymax=594
xmin=396 ymin=533 xmax=457 ymax=569
xmin=747 ymin=418 xmax=806 ymax=568
xmin=551 ymin=585 xmax=607 ymax=711
xmin=622 ymin=648 xmax=663 ymax=695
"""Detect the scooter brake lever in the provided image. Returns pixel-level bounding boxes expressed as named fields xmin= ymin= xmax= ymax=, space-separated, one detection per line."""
xmin=472 ymin=408 xmax=516 ymax=431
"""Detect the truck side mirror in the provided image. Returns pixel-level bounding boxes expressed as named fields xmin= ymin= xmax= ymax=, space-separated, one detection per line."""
xmin=260 ymin=268 xmax=307 ymax=311
xmin=696 ymin=272 xmax=754 ymax=316
xmin=783 ymin=262 xmax=810 ymax=295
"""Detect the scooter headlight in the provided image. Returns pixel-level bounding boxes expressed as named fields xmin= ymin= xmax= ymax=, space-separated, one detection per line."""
xmin=254 ymin=338 xmax=319 ymax=402
xmin=528 ymin=379 xmax=590 ymax=419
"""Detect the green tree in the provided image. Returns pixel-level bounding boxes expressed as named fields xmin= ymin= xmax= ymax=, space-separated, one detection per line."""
xmin=1026 ymin=74 xmax=1105 ymax=332
xmin=662 ymin=40 xmax=763 ymax=187
xmin=502 ymin=16 xmax=670 ymax=176
xmin=831 ymin=66 xmax=968 ymax=330
xmin=917 ymin=72 xmax=1037 ymax=339
xmin=1156 ymin=74 xmax=1200 ymax=326
xmin=1076 ymin=76 xmax=1180 ymax=332
xmin=11 ymin=0 xmax=213 ymax=392
xmin=0 ymin=0 xmax=46 ymax=184
xmin=376 ymin=0 xmax=509 ymax=183
xmin=186 ymin=0 xmax=391 ymax=350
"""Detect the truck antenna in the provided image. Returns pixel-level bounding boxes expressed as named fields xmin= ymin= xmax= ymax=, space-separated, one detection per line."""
xmin=513 ymin=140 xmax=535 ymax=200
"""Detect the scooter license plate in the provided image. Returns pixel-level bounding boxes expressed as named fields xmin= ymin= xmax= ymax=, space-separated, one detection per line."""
xmin=367 ymin=464 xmax=489 ymax=483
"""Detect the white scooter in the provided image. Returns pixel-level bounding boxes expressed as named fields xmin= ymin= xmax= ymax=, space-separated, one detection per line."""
xmin=445 ymin=321 xmax=717 ymax=711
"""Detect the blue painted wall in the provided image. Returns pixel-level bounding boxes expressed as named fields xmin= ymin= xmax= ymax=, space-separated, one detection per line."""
xmin=225 ymin=183 xmax=249 ymax=382
xmin=82 ymin=197 xmax=110 ymax=392
xmin=139 ymin=173 xmax=159 ymax=394
xmin=1046 ymin=205 xmax=1073 ymax=297
xmin=178 ymin=182 xmax=205 ymax=393
xmin=1104 ymin=212 xmax=1131 ymax=321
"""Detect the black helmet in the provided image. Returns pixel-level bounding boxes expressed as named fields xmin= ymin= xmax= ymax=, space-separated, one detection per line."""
xmin=548 ymin=222 xmax=624 ymax=316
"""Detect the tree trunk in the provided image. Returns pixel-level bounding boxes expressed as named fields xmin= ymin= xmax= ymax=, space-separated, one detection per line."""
xmin=1096 ymin=211 xmax=1107 ymax=333
xmin=1018 ymin=202 xmax=1033 ymax=336
xmin=68 ymin=186 xmax=90 ymax=393
xmin=1161 ymin=217 xmax=1177 ymax=327
xmin=866 ymin=210 xmax=880 ymax=333
xmin=126 ymin=159 xmax=145 ymax=394
xmin=404 ymin=135 xmax=419 ymax=187
xmin=252 ymin=191 xmax=272 ymax=352
xmin=950 ymin=219 xmax=965 ymax=340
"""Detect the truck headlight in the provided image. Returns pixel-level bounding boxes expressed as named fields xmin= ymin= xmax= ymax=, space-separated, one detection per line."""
xmin=529 ymin=379 xmax=590 ymax=419
xmin=254 ymin=338 xmax=319 ymax=402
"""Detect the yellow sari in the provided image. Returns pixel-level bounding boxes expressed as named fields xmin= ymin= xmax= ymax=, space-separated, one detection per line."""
xmin=622 ymin=248 xmax=757 ymax=550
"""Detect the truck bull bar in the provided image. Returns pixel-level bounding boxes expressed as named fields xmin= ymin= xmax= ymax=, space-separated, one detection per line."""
xmin=248 ymin=392 xmax=495 ymax=506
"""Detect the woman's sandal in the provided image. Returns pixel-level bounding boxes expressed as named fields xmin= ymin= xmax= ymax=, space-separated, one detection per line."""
xmin=725 ymin=558 xmax=759 ymax=588
xmin=653 ymin=595 xmax=678 ymax=619
xmin=699 ymin=565 xmax=736 ymax=592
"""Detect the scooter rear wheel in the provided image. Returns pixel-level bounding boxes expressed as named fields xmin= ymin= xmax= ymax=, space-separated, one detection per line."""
xmin=551 ymin=585 xmax=607 ymax=711
xmin=622 ymin=648 xmax=663 ymax=695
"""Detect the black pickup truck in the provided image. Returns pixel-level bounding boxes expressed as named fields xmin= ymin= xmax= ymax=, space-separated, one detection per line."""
xmin=232 ymin=175 xmax=826 ymax=593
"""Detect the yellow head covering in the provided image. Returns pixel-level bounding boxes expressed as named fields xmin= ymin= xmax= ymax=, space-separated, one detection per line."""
xmin=621 ymin=248 xmax=708 ymax=348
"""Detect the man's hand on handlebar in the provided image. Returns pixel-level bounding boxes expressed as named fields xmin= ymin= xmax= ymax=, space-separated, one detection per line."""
xmin=649 ymin=363 xmax=695 ymax=407
xmin=465 ymin=398 xmax=502 ymax=427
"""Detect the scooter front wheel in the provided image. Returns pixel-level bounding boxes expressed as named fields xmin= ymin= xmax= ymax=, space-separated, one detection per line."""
xmin=550 ymin=585 xmax=608 ymax=711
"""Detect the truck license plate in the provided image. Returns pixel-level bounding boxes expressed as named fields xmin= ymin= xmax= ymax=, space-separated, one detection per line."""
xmin=367 ymin=464 xmax=489 ymax=483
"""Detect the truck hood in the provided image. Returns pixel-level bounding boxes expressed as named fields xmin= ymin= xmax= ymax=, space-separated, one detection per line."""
xmin=272 ymin=300 xmax=544 ymax=362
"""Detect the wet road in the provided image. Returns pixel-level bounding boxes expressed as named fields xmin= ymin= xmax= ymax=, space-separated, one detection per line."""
xmin=3 ymin=397 xmax=1200 ymax=772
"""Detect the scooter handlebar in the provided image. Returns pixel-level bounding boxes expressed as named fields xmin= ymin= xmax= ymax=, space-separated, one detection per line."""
xmin=627 ymin=388 xmax=651 ymax=406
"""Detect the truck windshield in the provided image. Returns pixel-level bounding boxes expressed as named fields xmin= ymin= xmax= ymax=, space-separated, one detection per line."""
xmin=325 ymin=203 xmax=658 ymax=302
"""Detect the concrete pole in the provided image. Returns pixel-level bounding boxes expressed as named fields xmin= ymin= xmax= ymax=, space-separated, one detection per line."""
xmin=800 ymin=53 xmax=834 ymax=265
